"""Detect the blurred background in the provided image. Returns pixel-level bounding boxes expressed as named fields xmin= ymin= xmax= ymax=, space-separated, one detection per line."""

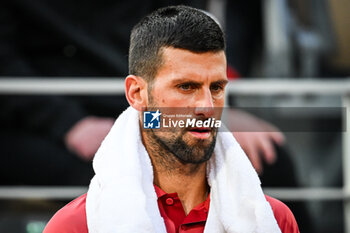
xmin=0 ymin=0 xmax=349 ymax=232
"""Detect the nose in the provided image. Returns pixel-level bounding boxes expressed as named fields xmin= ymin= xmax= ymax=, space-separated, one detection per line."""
xmin=194 ymin=89 xmax=214 ymax=118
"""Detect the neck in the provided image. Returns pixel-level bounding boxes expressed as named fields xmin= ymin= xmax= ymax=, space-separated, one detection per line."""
xmin=142 ymin=129 xmax=209 ymax=215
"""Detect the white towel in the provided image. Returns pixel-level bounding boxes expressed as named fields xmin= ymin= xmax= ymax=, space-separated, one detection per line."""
xmin=86 ymin=107 xmax=281 ymax=233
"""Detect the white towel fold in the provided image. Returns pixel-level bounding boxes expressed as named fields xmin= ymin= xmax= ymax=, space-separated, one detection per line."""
xmin=86 ymin=106 xmax=281 ymax=233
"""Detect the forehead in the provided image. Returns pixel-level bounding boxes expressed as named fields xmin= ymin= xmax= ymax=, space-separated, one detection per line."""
xmin=155 ymin=47 xmax=227 ymax=82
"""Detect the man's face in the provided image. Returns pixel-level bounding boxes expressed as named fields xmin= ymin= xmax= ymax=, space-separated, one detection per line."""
xmin=146 ymin=47 xmax=227 ymax=164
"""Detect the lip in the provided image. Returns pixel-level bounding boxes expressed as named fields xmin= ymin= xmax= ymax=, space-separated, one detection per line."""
xmin=188 ymin=127 xmax=212 ymax=139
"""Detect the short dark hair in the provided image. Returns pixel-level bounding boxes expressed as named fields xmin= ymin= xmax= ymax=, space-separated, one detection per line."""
xmin=128 ymin=5 xmax=225 ymax=81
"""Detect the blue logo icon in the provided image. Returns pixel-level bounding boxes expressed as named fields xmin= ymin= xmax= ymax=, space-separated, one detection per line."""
xmin=143 ymin=110 xmax=161 ymax=129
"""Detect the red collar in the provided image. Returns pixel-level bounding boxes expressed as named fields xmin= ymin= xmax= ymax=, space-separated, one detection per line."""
xmin=154 ymin=185 xmax=210 ymax=233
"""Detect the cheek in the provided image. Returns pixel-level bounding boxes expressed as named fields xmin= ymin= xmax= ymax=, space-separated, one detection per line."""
xmin=152 ymin=88 xmax=196 ymax=107
xmin=213 ymin=99 xmax=225 ymax=119
xmin=161 ymin=96 xmax=188 ymax=107
xmin=214 ymin=96 xmax=225 ymax=107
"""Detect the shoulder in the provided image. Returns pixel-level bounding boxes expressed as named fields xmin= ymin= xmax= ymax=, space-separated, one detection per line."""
xmin=44 ymin=193 xmax=88 ymax=233
xmin=265 ymin=195 xmax=300 ymax=233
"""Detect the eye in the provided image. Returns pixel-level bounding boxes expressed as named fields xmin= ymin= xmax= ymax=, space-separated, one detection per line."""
xmin=176 ymin=82 xmax=198 ymax=92
xmin=210 ymin=84 xmax=223 ymax=92
xmin=179 ymin=83 xmax=191 ymax=90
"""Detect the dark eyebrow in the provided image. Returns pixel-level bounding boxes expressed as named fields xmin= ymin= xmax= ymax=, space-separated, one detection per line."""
xmin=171 ymin=79 xmax=203 ymax=86
xmin=210 ymin=80 xmax=228 ymax=86
xmin=172 ymin=79 xmax=228 ymax=86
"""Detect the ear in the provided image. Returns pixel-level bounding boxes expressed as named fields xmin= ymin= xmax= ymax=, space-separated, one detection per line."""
xmin=125 ymin=75 xmax=148 ymax=111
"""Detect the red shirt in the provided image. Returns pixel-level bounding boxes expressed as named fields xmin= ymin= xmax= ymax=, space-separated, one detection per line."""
xmin=44 ymin=187 xmax=299 ymax=233
xmin=154 ymin=185 xmax=210 ymax=233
